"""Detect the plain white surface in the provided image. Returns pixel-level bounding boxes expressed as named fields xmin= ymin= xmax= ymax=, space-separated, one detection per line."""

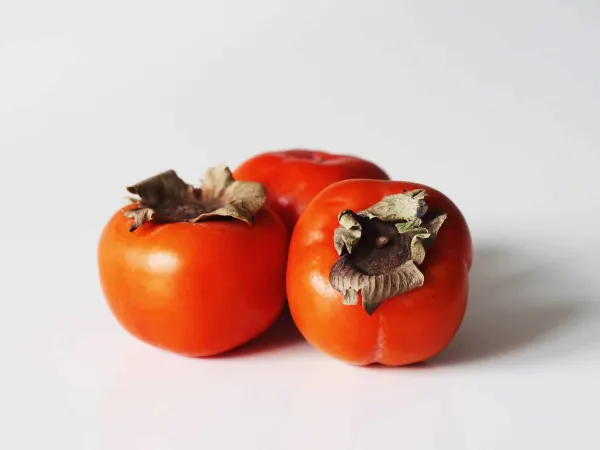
xmin=2 ymin=1 xmax=599 ymax=449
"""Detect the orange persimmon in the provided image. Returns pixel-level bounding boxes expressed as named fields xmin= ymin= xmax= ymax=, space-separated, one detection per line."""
xmin=286 ymin=179 xmax=472 ymax=366
xmin=97 ymin=164 xmax=288 ymax=357
xmin=233 ymin=149 xmax=389 ymax=233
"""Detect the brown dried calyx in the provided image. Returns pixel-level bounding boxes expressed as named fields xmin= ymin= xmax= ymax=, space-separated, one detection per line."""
xmin=124 ymin=163 xmax=266 ymax=232
xmin=329 ymin=189 xmax=447 ymax=315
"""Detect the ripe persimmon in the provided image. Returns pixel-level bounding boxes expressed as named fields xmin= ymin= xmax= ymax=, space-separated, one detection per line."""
xmin=97 ymin=164 xmax=289 ymax=357
xmin=233 ymin=149 xmax=389 ymax=233
xmin=286 ymin=179 xmax=472 ymax=366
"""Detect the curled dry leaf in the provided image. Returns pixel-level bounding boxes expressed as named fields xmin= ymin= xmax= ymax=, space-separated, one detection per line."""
xmin=329 ymin=189 xmax=447 ymax=315
xmin=124 ymin=164 xmax=266 ymax=231
xmin=330 ymin=255 xmax=425 ymax=316
xmin=360 ymin=189 xmax=428 ymax=222
xmin=333 ymin=210 xmax=362 ymax=255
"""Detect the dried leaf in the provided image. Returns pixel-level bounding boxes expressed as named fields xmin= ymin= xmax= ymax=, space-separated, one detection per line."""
xmin=333 ymin=210 xmax=362 ymax=255
xmin=361 ymin=262 xmax=425 ymax=315
xmin=425 ymin=213 xmax=447 ymax=235
xmin=342 ymin=289 xmax=359 ymax=306
xmin=196 ymin=164 xmax=266 ymax=225
xmin=124 ymin=207 xmax=155 ymax=232
xmin=409 ymin=229 xmax=431 ymax=265
xmin=329 ymin=189 xmax=448 ymax=315
xmin=126 ymin=170 xmax=190 ymax=206
xmin=329 ymin=256 xmax=426 ymax=316
xmin=395 ymin=218 xmax=422 ymax=233
xmin=359 ymin=189 xmax=428 ymax=222
xmin=123 ymin=164 xmax=266 ymax=231
xmin=200 ymin=162 xmax=231 ymax=201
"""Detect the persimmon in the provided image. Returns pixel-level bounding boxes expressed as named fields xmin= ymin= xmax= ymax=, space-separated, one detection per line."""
xmin=286 ymin=179 xmax=472 ymax=366
xmin=233 ymin=149 xmax=389 ymax=233
xmin=97 ymin=164 xmax=289 ymax=357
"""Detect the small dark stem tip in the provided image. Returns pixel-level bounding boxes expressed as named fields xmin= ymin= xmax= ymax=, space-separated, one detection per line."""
xmin=375 ymin=236 xmax=389 ymax=248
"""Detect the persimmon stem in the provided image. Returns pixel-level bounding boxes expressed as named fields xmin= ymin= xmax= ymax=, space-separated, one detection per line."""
xmin=123 ymin=164 xmax=266 ymax=231
xmin=329 ymin=190 xmax=447 ymax=315
xmin=375 ymin=236 xmax=389 ymax=248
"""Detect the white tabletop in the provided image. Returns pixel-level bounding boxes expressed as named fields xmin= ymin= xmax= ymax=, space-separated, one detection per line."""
xmin=2 ymin=2 xmax=599 ymax=449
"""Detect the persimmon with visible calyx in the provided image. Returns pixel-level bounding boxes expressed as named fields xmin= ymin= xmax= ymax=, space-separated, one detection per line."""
xmin=233 ymin=149 xmax=389 ymax=233
xmin=97 ymin=164 xmax=289 ymax=357
xmin=286 ymin=179 xmax=472 ymax=366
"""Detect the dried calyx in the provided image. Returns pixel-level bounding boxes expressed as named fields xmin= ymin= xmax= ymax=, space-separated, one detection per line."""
xmin=124 ymin=163 xmax=266 ymax=231
xmin=329 ymin=189 xmax=447 ymax=315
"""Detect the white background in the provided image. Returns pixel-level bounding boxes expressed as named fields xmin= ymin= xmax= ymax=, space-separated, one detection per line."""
xmin=1 ymin=1 xmax=599 ymax=449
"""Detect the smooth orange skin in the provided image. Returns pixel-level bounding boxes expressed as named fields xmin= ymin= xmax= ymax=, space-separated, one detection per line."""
xmin=287 ymin=179 xmax=472 ymax=366
xmin=97 ymin=204 xmax=289 ymax=357
xmin=233 ymin=149 xmax=389 ymax=233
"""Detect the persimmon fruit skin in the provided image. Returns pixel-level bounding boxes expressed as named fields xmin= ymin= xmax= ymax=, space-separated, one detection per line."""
xmin=286 ymin=179 xmax=472 ymax=366
xmin=233 ymin=149 xmax=389 ymax=233
xmin=97 ymin=203 xmax=289 ymax=357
